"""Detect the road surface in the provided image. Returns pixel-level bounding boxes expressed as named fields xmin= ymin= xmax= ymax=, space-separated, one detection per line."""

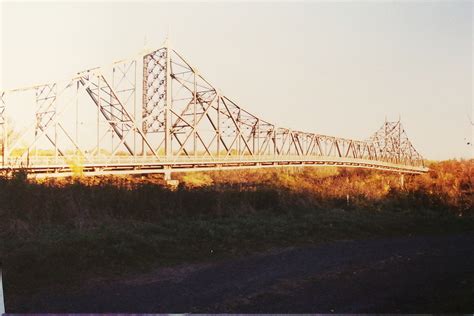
xmin=8 ymin=233 xmax=474 ymax=313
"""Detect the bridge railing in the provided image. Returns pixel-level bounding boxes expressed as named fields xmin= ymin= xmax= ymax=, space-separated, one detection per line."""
xmin=1 ymin=154 xmax=428 ymax=173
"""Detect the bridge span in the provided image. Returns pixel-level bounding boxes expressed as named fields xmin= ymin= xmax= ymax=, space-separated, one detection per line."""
xmin=0 ymin=40 xmax=427 ymax=178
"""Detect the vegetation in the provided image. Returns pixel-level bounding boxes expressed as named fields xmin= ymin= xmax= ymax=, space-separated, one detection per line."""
xmin=0 ymin=159 xmax=472 ymax=303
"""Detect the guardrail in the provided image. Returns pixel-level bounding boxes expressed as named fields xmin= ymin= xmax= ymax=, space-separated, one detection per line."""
xmin=0 ymin=154 xmax=428 ymax=176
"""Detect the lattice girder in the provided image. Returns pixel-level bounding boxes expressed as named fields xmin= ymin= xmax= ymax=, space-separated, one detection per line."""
xmin=0 ymin=42 xmax=425 ymax=175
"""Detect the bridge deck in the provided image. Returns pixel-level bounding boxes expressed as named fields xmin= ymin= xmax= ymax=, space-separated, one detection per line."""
xmin=1 ymin=155 xmax=428 ymax=178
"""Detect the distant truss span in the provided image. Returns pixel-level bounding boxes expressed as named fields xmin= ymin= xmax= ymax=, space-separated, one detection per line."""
xmin=0 ymin=41 xmax=427 ymax=178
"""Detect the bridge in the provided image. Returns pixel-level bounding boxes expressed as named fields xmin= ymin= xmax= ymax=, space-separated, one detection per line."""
xmin=0 ymin=40 xmax=427 ymax=178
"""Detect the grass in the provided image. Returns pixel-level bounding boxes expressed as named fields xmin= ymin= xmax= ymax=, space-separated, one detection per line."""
xmin=0 ymin=160 xmax=473 ymax=304
xmin=3 ymin=208 xmax=474 ymax=301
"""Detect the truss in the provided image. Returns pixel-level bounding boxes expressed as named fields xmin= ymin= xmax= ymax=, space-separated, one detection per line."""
xmin=0 ymin=41 xmax=427 ymax=177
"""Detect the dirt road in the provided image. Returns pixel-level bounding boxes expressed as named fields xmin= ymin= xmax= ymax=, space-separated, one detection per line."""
xmin=9 ymin=233 xmax=474 ymax=313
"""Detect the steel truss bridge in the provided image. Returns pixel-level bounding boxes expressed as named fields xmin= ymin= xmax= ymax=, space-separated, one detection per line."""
xmin=0 ymin=40 xmax=427 ymax=178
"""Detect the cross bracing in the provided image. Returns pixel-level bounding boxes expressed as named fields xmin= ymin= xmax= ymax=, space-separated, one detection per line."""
xmin=0 ymin=42 xmax=427 ymax=178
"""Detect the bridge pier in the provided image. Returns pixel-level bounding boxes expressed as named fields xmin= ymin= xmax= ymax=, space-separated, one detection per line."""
xmin=400 ymin=173 xmax=405 ymax=190
xmin=164 ymin=169 xmax=172 ymax=181
xmin=163 ymin=168 xmax=179 ymax=188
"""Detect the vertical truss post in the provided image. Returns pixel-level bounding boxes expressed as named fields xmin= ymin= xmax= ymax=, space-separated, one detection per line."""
xmin=2 ymin=118 xmax=6 ymax=167
xmin=165 ymin=41 xmax=172 ymax=158
xmin=273 ymin=129 xmax=277 ymax=157
xmin=35 ymin=83 xmax=59 ymax=160
xmin=0 ymin=93 xmax=7 ymax=167
xmin=142 ymin=55 xmax=147 ymax=156
xmin=141 ymin=56 xmax=148 ymax=157
xmin=217 ymin=95 xmax=221 ymax=158
xmin=384 ymin=120 xmax=388 ymax=161
xmin=237 ymin=110 xmax=240 ymax=157
xmin=97 ymin=76 xmax=101 ymax=156
xmin=398 ymin=119 xmax=401 ymax=163
xmin=75 ymin=81 xmax=79 ymax=148
xmin=111 ymin=67 xmax=115 ymax=154
xmin=193 ymin=71 xmax=197 ymax=157
xmin=133 ymin=62 xmax=137 ymax=156
xmin=142 ymin=48 xmax=167 ymax=156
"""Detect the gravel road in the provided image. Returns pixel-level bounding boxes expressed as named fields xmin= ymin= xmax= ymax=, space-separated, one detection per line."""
xmin=9 ymin=233 xmax=474 ymax=313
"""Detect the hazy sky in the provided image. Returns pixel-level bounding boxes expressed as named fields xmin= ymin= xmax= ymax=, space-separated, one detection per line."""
xmin=1 ymin=0 xmax=472 ymax=160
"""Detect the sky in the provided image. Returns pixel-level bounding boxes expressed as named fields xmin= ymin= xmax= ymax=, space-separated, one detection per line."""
xmin=1 ymin=0 xmax=472 ymax=160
